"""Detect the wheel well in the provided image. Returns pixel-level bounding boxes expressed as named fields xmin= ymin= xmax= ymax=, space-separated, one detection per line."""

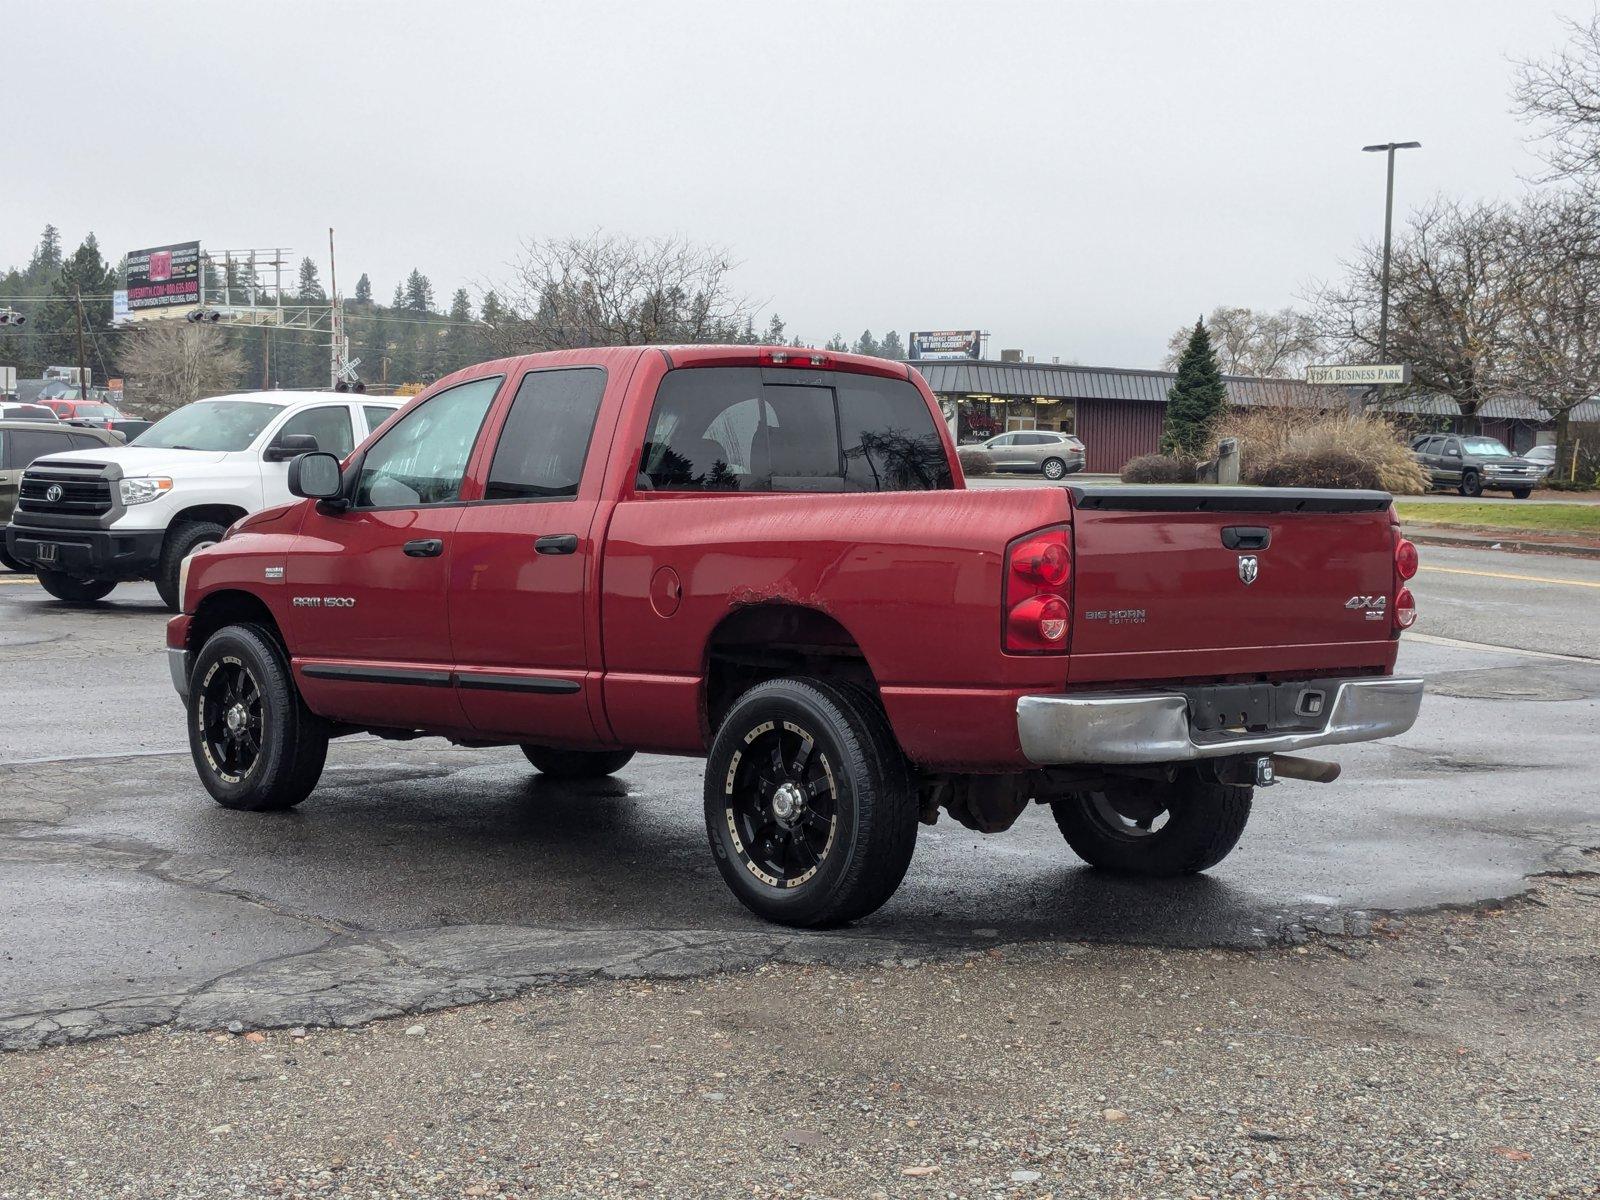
xmin=703 ymin=605 xmax=880 ymax=734
xmin=168 ymin=505 xmax=249 ymax=541
xmin=189 ymin=589 xmax=285 ymax=656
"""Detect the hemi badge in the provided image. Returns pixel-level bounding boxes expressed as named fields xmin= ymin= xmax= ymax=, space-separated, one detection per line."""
xmin=265 ymin=566 xmax=285 ymax=581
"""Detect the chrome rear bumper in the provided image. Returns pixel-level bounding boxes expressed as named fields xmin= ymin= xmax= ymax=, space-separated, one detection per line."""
xmin=1017 ymin=677 xmax=1424 ymax=766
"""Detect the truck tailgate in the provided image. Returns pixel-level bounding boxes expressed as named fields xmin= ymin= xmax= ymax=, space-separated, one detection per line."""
xmin=1066 ymin=486 xmax=1401 ymax=684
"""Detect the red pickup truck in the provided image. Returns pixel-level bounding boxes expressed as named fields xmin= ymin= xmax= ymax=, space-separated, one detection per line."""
xmin=168 ymin=346 xmax=1423 ymax=927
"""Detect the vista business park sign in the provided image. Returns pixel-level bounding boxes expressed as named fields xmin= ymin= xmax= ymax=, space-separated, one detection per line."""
xmin=125 ymin=242 xmax=201 ymax=314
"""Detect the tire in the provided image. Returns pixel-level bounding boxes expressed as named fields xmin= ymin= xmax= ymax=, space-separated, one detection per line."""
xmin=188 ymin=623 xmax=328 ymax=812
xmin=520 ymin=746 xmax=635 ymax=778
xmin=1457 ymin=470 xmax=1483 ymax=498
xmin=704 ymin=677 xmax=917 ymax=928
xmin=1050 ymin=770 xmax=1252 ymax=876
xmin=35 ymin=570 xmax=116 ymax=602
xmin=1041 ymin=457 xmax=1067 ymax=481
xmin=1511 ymin=487 xmax=1531 ymax=499
xmin=156 ymin=520 xmax=227 ymax=611
xmin=0 ymin=547 xmax=25 ymax=573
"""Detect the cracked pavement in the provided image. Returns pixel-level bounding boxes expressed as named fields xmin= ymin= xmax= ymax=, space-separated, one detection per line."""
xmin=0 ymin=543 xmax=1596 ymax=1051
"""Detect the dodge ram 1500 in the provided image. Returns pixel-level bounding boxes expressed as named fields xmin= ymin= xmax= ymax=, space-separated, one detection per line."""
xmin=167 ymin=346 xmax=1423 ymax=926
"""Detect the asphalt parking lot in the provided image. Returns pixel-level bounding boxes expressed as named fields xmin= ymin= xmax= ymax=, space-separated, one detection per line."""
xmin=1 ymin=544 xmax=1596 ymax=1051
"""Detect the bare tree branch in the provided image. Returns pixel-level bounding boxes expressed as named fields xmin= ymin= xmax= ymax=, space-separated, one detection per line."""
xmin=1514 ymin=12 xmax=1600 ymax=191
xmin=120 ymin=322 xmax=245 ymax=417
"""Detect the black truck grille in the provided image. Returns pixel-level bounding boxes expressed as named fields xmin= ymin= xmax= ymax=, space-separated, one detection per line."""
xmin=18 ymin=463 xmax=114 ymax=517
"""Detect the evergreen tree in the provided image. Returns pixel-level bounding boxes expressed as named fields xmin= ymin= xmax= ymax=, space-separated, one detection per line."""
xmin=296 ymin=257 xmax=325 ymax=301
xmin=1161 ymin=317 xmax=1228 ymax=456
xmin=825 ymin=332 xmax=848 ymax=352
xmin=390 ymin=284 xmax=405 ymax=309
xmin=480 ymin=290 xmax=505 ymax=328
xmin=763 ymin=313 xmax=786 ymax=345
xmin=25 ymin=225 xmax=62 ymax=285
xmin=403 ymin=269 xmax=434 ymax=314
xmin=879 ymin=330 xmax=905 ymax=359
xmin=354 ymin=273 xmax=372 ymax=304
xmin=853 ymin=329 xmax=880 ymax=357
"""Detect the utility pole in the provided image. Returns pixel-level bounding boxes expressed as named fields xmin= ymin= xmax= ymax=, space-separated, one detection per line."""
xmin=327 ymin=226 xmax=346 ymax=389
xmin=73 ymin=288 xmax=89 ymax=402
xmin=1360 ymin=141 xmax=1421 ymax=413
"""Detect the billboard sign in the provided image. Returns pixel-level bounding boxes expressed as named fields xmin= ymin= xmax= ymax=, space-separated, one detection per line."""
xmin=909 ymin=330 xmax=982 ymax=361
xmin=125 ymin=241 xmax=201 ymax=314
xmin=1305 ymin=363 xmax=1411 ymax=386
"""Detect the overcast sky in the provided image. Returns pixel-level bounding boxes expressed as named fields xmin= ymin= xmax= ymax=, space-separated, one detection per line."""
xmin=3 ymin=0 xmax=1590 ymax=367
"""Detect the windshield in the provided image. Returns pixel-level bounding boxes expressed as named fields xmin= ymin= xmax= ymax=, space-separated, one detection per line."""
xmin=1461 ymin=437 xmax=1512 ymax=457
xmin=132 ymin=400 xmax=285 ymax=451
xmin=73 ymin=404 xmax=118 ymax=420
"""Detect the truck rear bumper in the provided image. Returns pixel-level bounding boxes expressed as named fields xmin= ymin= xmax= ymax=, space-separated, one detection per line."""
xmin=1016 ymin=676 xmax=1424 ymax=766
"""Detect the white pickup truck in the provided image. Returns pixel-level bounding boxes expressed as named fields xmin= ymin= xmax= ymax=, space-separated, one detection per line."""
xmin=4 ymin=391 xmax=400 ymax=609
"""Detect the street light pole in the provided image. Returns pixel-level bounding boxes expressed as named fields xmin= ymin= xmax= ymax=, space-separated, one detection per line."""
xmin=1360 ymin=140 xmax=1420 ymax=413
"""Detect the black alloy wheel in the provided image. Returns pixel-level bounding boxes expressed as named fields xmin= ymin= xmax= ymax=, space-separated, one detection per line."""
xmin=704 ymin=678 xmax=917 ymax=927
xmin=198 ymin=655 xmax=264 ymax=784
xmin=1458 ymin=470 xmax=1483 ymax=497
xmin=721 ymin=717 xmax=841 ymax=890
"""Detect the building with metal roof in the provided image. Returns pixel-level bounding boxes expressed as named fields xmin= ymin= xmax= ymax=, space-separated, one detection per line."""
xmin=906 ymin=357 xmax=1594 ymax=473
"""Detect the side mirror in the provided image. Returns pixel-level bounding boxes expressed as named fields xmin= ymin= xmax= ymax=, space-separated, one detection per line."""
xmin=265 ymin=432 xmax=319 ymax=463
xmin=288 ymin=452 xmax=344 ymax=501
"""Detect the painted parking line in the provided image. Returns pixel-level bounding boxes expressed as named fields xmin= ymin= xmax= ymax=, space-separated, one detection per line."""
xmin=1419 ymin=565 xmax=1600 ymax=590
xmin=1407 ymin=631 xmax=1597 ymax=663
xmin=0 ymin=576 xmax=38 ymax=585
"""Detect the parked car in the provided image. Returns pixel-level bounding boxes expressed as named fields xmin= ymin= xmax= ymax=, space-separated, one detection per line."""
xmin=0 ymin=420 xmax=125 ymax=571
xmin=105 ymin=418 xmax=154 ymax=443
xmin=164 ymin=346 xmax=1423 ymax=928
xmin=1524 ymin=444 xmax=1558 ymax=481
xmin=37 ymin=387 xmax=125 ymax=427
xmin=0 ymin=403 xmax=59 ymax=422
xmin=1410 ymin=433 xmax=1540 ymax=498
xmin=977 ymin=430 xmax=1086 ymax=479
xmin=4 ymin=392 xmax=400 ymax=607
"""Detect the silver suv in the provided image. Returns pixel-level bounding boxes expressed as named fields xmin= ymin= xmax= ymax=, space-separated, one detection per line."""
xmin=978 ymin=430 xmax=1086 ymax=480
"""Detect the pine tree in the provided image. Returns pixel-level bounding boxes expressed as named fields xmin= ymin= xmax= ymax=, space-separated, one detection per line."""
xmin=296 ymin=257 xmax=325 ymax=301
xmin=1162 ymin=317 xmax=1227 ymax=456
xmin=354 ymin=273 xmax=372 ymax=304
xmin=390 ymin=284 xmax=404 ymax=309
xmin=825 ymin=332 xmax=848 ymax=352
xmin=853 ymin=330 xmax=880 ymax=357
xmin=879 ymin=330 xmax=905 ymax=359
xmin=25 ymin=225 xmax=63 ymax=285
xmin=403 ymin=269 xmax=434 ymax=314
xmin=763 ymin=313 xmax=786 ymax=345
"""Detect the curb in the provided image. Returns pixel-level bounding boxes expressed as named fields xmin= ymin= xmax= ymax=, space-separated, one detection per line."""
xmin=1404 ymin=529 xmax=1600 ymax=560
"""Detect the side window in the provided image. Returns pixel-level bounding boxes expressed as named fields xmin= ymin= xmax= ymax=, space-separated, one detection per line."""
xmin=354 ymin=376 xmax=501 ymax=508
xmin=989 ymin=433 xmax=1014 ymax=446
xmin=640 ymin=367 xmax=951 ymax=493
xmin=484 ymin=368 xmax=606 ymax=501
xmin=69 ymin=434 xmax=103 ymax=449
xmin=362 ymin=405 xmax=397 ymax=435
xmin=7 ymin=430 xmax=71 ymax=468
xmin=277 ymin=405 xmax=354 ymax=459
xmin=1444 ymin=438 xmax=1461 ymax=456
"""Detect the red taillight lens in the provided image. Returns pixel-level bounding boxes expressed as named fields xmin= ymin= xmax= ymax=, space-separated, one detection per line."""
xmin=1394 ymin=538 xmax=1418 ymax=581
xmin=1395 ymin=586 xmax=1417 ymax=630
xmin=1012 ymin=537 xmax=1071 ymax=587
xmin=1004 ymin=526 xmax=1072 ymax=653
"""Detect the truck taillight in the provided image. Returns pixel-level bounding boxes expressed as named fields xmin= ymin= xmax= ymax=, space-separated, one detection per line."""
xmin=761 ymin=348 xmax=831 ymax=369
xmin=1394 ymin=537 xmax=1418 ymax=580
xmin=1395 ymin=586 xmax=1417 ymax=630
xmin=1004 ymin=526 xmax=1072 ymax=653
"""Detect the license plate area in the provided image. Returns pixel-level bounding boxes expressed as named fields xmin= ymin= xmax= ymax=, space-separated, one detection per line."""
xmin=1184 ymin=682 xmax=1331 ymax=735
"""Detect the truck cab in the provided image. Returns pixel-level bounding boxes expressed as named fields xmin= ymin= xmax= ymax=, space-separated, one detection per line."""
xmin=165 ymin=347 xmax=1423 ymax=928
xmin=5 ymin=391 xmax=399 ymax=608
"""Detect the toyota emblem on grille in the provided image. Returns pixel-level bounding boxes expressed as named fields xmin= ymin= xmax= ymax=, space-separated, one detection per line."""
xmin=1237 ymin=554 xmax=1259 ymax=585
xmin=45 ymin=484 xmax=64 ymax=503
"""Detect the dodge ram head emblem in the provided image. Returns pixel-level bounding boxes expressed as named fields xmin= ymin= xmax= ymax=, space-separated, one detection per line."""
xmin=1237 ymin=554 xmax=1259 ymax=585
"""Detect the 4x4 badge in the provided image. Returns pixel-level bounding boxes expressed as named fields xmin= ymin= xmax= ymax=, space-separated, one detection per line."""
xmin=1238 ymin=554 xmax=1259 ymax=585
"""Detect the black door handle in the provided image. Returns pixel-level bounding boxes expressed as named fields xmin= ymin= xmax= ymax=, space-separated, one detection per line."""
xmin=1221 ymin=526 xmax=1271 ymax=551
xmin=403 ymin=538 xmax=444 ymax=558
xmin=535 ymin=534 xmax=579 ymax=556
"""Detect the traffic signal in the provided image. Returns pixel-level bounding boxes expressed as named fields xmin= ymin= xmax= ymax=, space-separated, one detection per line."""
xmin=0 ymin=309 xmax=25 ymax=326
xmin=186 ymin=309 xmax=224 ymax=323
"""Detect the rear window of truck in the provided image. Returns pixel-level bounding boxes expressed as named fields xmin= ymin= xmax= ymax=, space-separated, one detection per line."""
xmin=639 ymin=367 xmax=952 ymax=493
